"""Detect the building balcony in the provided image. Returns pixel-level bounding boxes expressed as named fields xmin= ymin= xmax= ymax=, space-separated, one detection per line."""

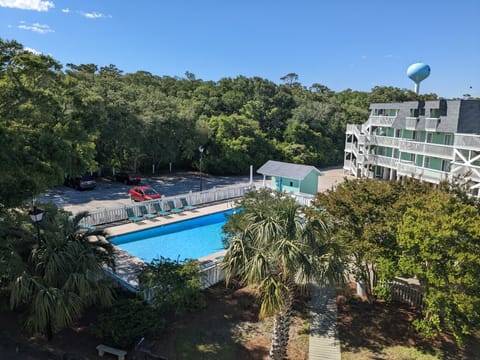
xmin=370 ymin=135 xmax=399 ymax=147
xmin=367 ymin=115 xmax=397 ymax=127
xmin=367 ymin=154 xmax=399 ymax=168
xmin=397 ymin=163 xmax=449 ymax=184
xmin=405 ymin=117 xmax=418 ymax=131
xmin=398 ymin=140 xmax=454 ymax=159
xmin=425 ymin=117 xmax=440 ymax=131
xmin=454 ymin=134 xmax=480 ymax=149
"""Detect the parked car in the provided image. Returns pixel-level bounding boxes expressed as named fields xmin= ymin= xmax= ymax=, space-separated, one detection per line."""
xmin=129 ymin=186 xmax=161 ymax=202
xmin=64 ymin=175 xmax=96 ymax=190
xmin=115 ymin=172 xmax=141 ymax=185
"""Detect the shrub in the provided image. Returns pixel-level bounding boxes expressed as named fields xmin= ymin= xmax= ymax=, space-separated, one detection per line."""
xmin=138 ymin=257 xmax=206 ymax=315
xmin=93 ymin=299 xmax=166 ymax=348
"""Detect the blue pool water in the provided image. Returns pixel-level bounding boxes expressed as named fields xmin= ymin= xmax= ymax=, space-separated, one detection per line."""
xmin=110 ymin=210 xmax=235 ymax=262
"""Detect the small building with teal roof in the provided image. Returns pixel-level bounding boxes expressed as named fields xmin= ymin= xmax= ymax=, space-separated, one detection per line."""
xmin=257 ymin=160 xmax=322 ymax=196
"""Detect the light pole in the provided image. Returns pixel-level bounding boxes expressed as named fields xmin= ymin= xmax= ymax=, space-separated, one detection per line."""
xmin=29 ymin=206 xmax=44 ymax=246
xmin=198 ymin=146 xmax=205 ymax=191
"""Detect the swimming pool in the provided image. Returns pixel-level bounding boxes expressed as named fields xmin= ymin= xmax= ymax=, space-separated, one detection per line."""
xmin=110 ymin=209 xmax=235 ymax=263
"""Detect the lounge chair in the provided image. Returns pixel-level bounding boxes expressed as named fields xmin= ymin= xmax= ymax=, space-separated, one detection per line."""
xmin=167 ymin=200 xmax=183 ymax=213
xmin=153 ymin=202 xmax=170 ymax=216
xmin=125 ymin=207 xmax=143 ymax=222
xmin=179 ymin=198 xmax=196 ymax=210
xmin=139 ymin=205 xmax=156 ymax=219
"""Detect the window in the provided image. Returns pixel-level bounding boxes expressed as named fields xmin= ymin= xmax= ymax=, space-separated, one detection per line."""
xmin=444 ymin=134 xmax=453 ymax=145
xmin=410 ymin=108 xmax=419 ymax=117
xmin=424 ymin=157 xmax=430 ymax=168
xmin=441 ymin=160 xmax=450 ymax=172
xmin=395 ymin=129 xmax=401 ymax=137
xmin=430 ymin=108 xmax=441 ymax=118
xmin=427 ymin=133 xmax=433 ymax=143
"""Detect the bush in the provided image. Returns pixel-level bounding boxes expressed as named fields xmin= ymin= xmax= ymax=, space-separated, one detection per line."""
xmin=93 ymin=299 xmax=166 ymax=348
xmin=138 ymin=257 xmax=206 ymax=315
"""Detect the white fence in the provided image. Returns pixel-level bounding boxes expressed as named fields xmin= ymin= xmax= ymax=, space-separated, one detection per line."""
xmin=378 ymin=279 xmax=424 ymax=309
xmin=79 ymin=184 xmax=253 ymax=227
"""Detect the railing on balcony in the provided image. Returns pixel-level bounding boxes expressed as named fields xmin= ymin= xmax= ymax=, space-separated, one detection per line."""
xmin=398 ymin=140 xmax=454 ymax=159
xmin=370 ymin=135 xmax=399 ymax=147
xmin=397 ymin=163 xmax=448 ymax=183
xmin=344 ymin=143 xmax=353 ymax=152
xmin=405 ymin=117 xmax=418 ymax=130
xmin=368 ymin=155 xmax=399 ymax=168
xmin=367 ymin=115 xmax=397 ymax=127
xmin=455 ymin=134 xmax=480 ymax=149
xmin=425 ymin=117 xmax=440 ymax=131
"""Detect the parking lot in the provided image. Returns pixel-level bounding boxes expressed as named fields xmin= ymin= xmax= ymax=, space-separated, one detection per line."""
xmin=37 ymin=168 xmax=345 ymax=215
xmin=37 ymin=172 xmax=263 ymax=214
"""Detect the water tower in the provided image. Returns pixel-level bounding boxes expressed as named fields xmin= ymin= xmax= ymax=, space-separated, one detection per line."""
xmin=407 ymin=63 xmax=430 ymax=94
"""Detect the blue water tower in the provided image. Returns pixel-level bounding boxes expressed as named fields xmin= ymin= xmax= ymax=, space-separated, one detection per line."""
xmin=407 ymin=63 xmax=430 ymax=94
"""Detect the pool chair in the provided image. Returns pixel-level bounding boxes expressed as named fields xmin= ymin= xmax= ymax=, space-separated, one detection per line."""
xmin=139 ymin=205 xmax=157 ymax=220
xmin=167 ymin=200 xmax=183 ymax=213
xmin=153 ymin=202 xmax=170 ymax=216
xmin=179 ymin=197 xmax=196 ymax=210
xmin=125 ymin=207 xmax=143 ymax=222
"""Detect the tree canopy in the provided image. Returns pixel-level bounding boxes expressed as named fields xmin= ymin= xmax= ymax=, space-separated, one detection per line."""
xmin=1 ymin=38 xmax=438 ymax=207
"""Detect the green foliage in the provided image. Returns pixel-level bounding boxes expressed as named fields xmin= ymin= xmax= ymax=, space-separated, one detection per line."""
xmin=94 ymin=298 xmax=166 ymax=348
xmin=137 ymin=257 xmax=206 ymax=315
xmin=398 ymin=189 xmax=480 ymax=345
xmin=222 ymin=188 xmax=344 ymax=359
xmin=3 ymin=204 xmax=115 ymax=339
xmin=1 ymin=36 xmax=441 ymax=202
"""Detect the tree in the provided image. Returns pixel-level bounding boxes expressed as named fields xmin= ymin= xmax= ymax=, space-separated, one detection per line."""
xmin=397 ymin=190 xmax=480 ymax=345
xmin=314 ymin=178 xmax=430 ymax=302
xmin=222 ymin=189 xmax=344 ymax=359
xmin=6 ymin=206 xmax=115 ymax=340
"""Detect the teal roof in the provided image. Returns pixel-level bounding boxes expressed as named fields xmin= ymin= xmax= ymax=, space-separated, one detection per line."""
xmin=257 ymin=160 xmax=321 ymax=181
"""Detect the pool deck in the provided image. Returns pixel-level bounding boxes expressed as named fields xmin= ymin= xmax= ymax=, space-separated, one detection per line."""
xmin=105 ymin=201 xmax=233 ymax=290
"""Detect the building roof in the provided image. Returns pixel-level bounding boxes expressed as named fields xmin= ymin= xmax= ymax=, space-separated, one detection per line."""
xmin=257 ymin=160 xmax=321 ymax=181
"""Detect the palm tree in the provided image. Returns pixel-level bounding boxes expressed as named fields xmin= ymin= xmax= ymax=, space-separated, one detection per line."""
xmin=222 ymin=189 xmax=344 ymax=360
xmin=7 ymin=207 xmax=115 ymax=340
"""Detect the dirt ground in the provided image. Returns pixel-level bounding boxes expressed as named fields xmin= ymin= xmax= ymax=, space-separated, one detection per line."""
xmin=336 ymin=291 xmax=480 ymax=360
xmin=0 ymin=284 xmax=309 ymax=360
xmin=2 ymin=283 xmax=478 ymax=360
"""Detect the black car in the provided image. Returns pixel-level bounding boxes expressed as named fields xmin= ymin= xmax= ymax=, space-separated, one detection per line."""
xmin=64 ymin=175 xmax=96 ymax=190
xmin=115 ymin=172 xmax=141 ymax=185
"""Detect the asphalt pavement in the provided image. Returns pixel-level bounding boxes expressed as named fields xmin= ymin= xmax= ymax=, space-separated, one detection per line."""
xmin=37 ymin=168 xmax=345 ymax=215
xmin=37 ymin=171 xmax=263 ymax=214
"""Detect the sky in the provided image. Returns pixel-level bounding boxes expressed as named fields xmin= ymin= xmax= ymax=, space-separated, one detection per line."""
xmin=1 ymin=0 xmax=479 ymax=99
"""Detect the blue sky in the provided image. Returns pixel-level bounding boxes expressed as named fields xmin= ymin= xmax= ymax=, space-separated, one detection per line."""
xmin=1 ymin=0 xmax=479 ymax=98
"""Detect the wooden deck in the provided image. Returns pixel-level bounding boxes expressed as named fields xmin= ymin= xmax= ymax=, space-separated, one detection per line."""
xmin=309 ymin=284 xmax=341 ymax=360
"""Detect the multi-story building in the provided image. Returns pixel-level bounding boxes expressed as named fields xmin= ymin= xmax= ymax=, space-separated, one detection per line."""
xmin=344 ymin=100 xmax=480 ymax=196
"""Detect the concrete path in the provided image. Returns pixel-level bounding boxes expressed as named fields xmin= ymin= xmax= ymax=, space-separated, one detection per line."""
xmin=309 ymin=284 xmax=341 ymax=360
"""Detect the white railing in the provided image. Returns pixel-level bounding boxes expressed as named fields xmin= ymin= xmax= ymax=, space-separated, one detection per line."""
xmin=455 ymin=134 xmax=480 ymax=149
xmin=79 ymin=184 xmax=254 ymax=227
xmin=397 ymin=163 xmax=449 ymax=183
xmin=367 ymin=115 xmax=397 ymax=127
xmin=200 ymin=260 xmax=226 ymax=289
xmin=370 ymin=135 xmax=399 ymax=148
xmin=368 ymin=155 xmax=398 ymax=168
xmin=399 ymin=140 xmax=454 ymax=159
xmin=425 ymin=117 xmax=440 ymax=131
xmin=405 ymin=117 xmax=418 ymax=130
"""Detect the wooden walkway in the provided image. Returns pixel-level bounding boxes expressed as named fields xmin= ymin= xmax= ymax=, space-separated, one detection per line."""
xmin=309 ymin=284 xmax=341 ymax=360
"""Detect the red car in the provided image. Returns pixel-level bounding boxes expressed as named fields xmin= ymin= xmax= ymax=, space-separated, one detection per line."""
xmin=129 ymin=186 xmax=161 ymax=202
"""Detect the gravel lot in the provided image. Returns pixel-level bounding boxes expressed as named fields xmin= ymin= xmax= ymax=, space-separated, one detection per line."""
xmin=37 ymin=168 xmax=345 ymax=215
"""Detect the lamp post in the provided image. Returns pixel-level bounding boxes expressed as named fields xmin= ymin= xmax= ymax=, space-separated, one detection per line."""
xmin=198 ymin=146 xmax=205 ymax=192
xmin=29 ymin=206 xmax=44 ymax=245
